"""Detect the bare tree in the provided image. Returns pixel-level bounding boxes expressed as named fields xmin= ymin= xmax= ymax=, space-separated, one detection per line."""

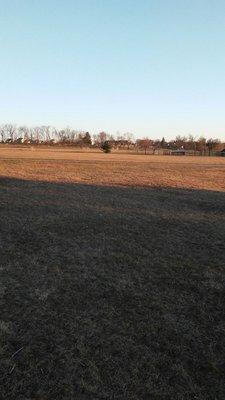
xmin=70 ymin=129 xmax=79 ymax=144
xmin=18 ymin=126 xmax=30 ymax=142
xmin=4 ymin=124 xmax=17 ymax=142
xmin=32 ymin=126 xmax=43 ymax=142
xmin=41 ymin=126 xmax=52 ymax=142
xmin=196 ymin=136 xmax=207 ymax=155
xmin=174 ymin=135 xmax=187 ymax=149
xmin=93 ymin=132 xmax=108 ymax=147
xmin=136 ymin=138 xmax=153 ymax=155
xmin=206 ymin=138 xmax=221 ymax=156
xmin=0 ymin=125 xmax=6 ymax=142
xmin=98 ymin=131 xmax=108 ymax=144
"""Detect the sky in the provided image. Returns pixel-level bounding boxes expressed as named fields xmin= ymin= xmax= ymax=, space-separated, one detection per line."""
xmin=0 ymin=0 xmax=225 ymax=140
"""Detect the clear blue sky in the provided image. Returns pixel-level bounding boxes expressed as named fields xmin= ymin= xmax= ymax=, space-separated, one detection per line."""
xmin=0 ymin=0 xmax=225 ymax=140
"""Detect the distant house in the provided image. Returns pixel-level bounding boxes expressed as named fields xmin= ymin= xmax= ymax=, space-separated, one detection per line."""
xmin=15 ymin=137 xmax=23 ymax=144
xmin=171 ymin=149 xmax=186 ymax=156
xmin=154 ymin=148 xmax=171 ymax=155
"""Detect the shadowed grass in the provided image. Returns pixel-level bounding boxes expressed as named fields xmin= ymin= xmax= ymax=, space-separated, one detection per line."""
xmin=0 ymin=177 xmax=225 ymax=399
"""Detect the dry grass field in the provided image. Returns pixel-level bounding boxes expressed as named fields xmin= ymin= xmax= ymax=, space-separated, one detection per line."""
xmin=0 ymin=146 xmax=225 ymax=399
xmin=0 ymin=146 xmax=225 ymax=191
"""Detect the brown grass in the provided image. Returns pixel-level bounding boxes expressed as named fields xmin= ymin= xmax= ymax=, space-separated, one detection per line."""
xmin=1 ymin=146 xmax=225 ymax=399
xmin=0 ymin=146 xmax=225 ymax=191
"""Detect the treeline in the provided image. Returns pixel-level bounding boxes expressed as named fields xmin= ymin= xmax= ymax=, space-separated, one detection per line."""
xmin=0 ymin=124 xmax=224 ymax=154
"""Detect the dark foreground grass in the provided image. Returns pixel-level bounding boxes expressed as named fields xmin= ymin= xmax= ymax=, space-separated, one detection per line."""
xmin=0 ymin=177 xmax=225 ymax=399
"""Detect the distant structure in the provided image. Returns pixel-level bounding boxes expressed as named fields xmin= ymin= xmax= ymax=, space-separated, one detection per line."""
xmin=171 ymin=149 xmax=186 ymax=156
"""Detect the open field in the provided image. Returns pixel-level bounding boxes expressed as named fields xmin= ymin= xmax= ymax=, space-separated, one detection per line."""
xmin=0 ymin=146 xmax=225 ymax=191
xmin=0 ymin=147 xmax=225 ymax=399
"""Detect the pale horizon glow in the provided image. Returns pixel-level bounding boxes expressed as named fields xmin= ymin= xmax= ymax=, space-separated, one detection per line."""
xmin=0 ymin=0 xmax=225 ymax=141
